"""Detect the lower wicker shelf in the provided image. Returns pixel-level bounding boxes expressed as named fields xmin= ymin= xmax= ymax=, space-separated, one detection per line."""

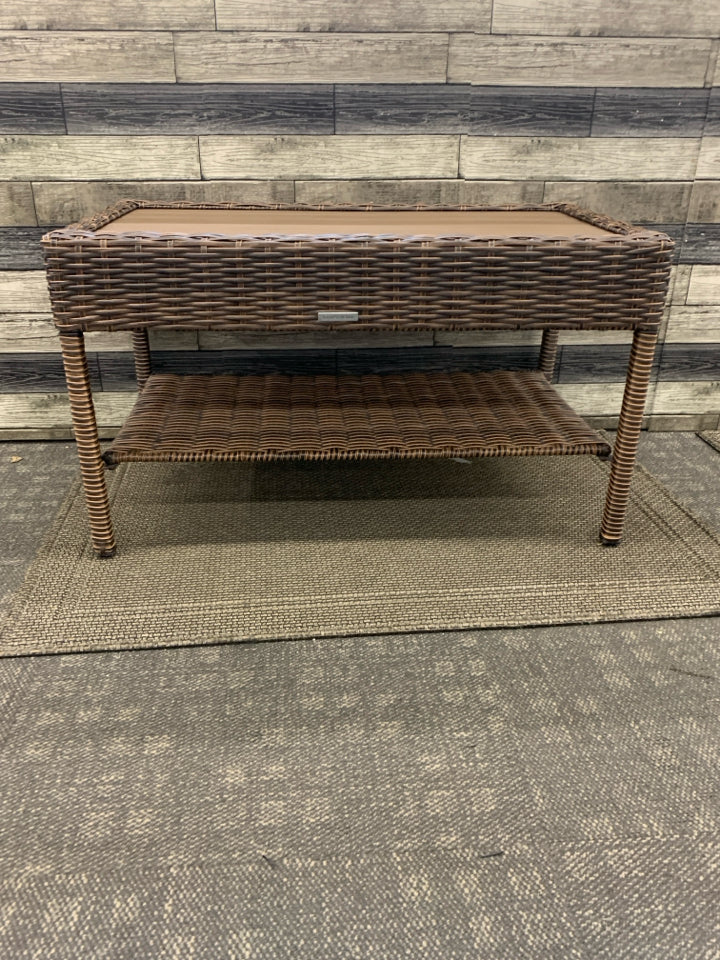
xmin=103 ymin=369 xmax=611 ymax=465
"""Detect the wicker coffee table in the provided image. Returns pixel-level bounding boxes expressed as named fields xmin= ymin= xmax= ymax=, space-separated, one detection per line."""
xmin=42 ymin=201 xmax=673 ymax=558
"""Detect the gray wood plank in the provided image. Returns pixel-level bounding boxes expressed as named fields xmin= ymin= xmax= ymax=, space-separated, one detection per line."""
xmin=542 ymin=181 xmax=692 ymax=224
xmin=0 ymin=182 xmax=36 ymax=225
xmin=697 ymin=138 xmax=720 ymax=180
xmin=688 ymin=182 xmax=720 ymax=223
xmin=200 ymin=136 xmax=459 ymax=179
xmin=0 ymin=227 xmax=51 ymax=269
xmin=708 ymin=88 xmax=720 ymax=136
xmin=448 ymin=36 xmax=712 ymax=88
xmin=336 ymin=347 xmax=539 ymax=376
xmin=591 ymin=89 xmax=709 ymax=138
xmin=335 ymin=85 xmax=593 ymax=135
xmin=174 ymin=33 xmax=448 ymax=84
xmin=294 ymin=179 xmax=546 ymax=206
xmin=1 ymin=136 xmax=201 ymax=181
xmin=198 ymin=330 xmax=433 ymax=350
xmin=557 ymin=345 xmax=660 ymax=384
xmin=681 ymin=225 xmax=720 ymax=266
xmin=294 ymin=179 xmax=544 ymax=206
xmin=63 ymin=84 xmax=334 ymax=135
xmin=0 ymin=315 xmax=135 ymax=353
xmin=0 ymin=83 xmax=64 ymax=134
xmin=0 ymin=32 xmax=176 ymax=83
xmin=460 ymin=137 xmax=699 ymax=181
xmin=0 ymin=352 xmax=101 ymax=392
xmin=214 ymin=0 xmax=490 ymax=31
xmin=687 ymin=267 xmax=720 ymax=305
xmin=0 ymin=271 xmax=50 ymax=312
xmin=491 ymin=0 xmax=720 ymax=38
xmin=0 ymin=392 xmax=135 ymax=430
xmin=658 ymin=346 xmax=720 ymax=381
xmin=0 ymin=0 xmax=214 ymax=29
xmin=33 ymin=180 xmax=295 ymax=226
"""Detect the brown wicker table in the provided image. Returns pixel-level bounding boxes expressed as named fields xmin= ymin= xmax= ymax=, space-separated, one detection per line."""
xmin=42 ymin=202 xmax=673 ymax=558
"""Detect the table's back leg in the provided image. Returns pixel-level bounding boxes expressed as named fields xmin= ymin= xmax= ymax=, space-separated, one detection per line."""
xmin=59 ymin=330 xmax=116 ymax=558
xmin=132 ymin=328 xmax=151 ymax=390
xmin=600 ymin=328 xmax=658 ymax=546
xmin=538 ymin=329 xmax=559 ymax=380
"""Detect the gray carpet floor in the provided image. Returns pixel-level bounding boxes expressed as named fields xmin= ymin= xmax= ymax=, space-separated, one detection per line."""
xmin=1 ymin=435 xmax=719 ymax=959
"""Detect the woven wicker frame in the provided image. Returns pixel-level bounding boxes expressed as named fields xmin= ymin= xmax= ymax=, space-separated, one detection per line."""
xmin=44 ymin=201 xmax=672 ymax=557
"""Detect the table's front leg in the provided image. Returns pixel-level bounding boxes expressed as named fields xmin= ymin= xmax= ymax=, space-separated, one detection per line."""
xmin=600 ymin=327 xmax=658 ymax=546
xmin=59 ymin=330 xmax=116 ymax=557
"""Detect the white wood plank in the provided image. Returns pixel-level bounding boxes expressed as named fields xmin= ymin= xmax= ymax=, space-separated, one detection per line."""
xmin=0 ymin=271 xmax=50 ymax=312
xmin=664 ymin=307 xmax=720 ymax=343
xmin=0 ymin=182 xmax=36 ymax=226
xmin=1 ymin=137 xmax=200 ymax=182
xmin=0 ymin=0 xmax=214 ymax=29
xmin=215 ymin=0 xmax=490 ymax=31
xmin=448 ymin=35 xmax=712 ymax=87
xmin=491 ymin=0 xmax=720 ymax=38
xmin=0 ymin=32 xmax=175 ymax=82
xmin=687 ymin=266 xmax=720 ymax=305
xmin=33 ymin=180 xmax=295 ymax=226
xmin=200 ymin=136 xmax=459 ymax=179
xmin=653 ymin=381 xmax=720 ymax=415
xmin=542 ymin=181 xmax=692 ymax=225
xmin=554 ymin=382 xmax=637 ymax=416
xmin=461 ymin=137 xmax=699 ymax=181
xmin=696 ymin=138 xmax=720 ymax=180
xmin=669 ymin=264 xmax=692 ymax=305
xmin=0 ymin=392 xmax=135 ymax=429
xmin=689 ymin=182 xmax=720 ymax=223
xmin=175 ymin=32 xmax=448 ymax=83
xmin=0 ymin=315 xmax=137 ymax=353
xmin=295 ymin=179 xmax=544 ymax=206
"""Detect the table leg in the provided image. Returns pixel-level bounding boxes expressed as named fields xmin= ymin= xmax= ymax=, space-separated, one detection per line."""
xmin=132 ymin=328 xmax=151 ymax=390
xmin=538 ymin=329 xmax=559 ymax=380
xmin=600 ymin=328 xmax=658 ymax=546
xmin=59 ymin=330 xmax=116 ymax=558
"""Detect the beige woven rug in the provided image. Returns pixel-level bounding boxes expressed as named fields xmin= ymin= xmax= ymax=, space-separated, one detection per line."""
xmin=698 ymin=431 xmax=720 ymax=454
xmin=3 ymin=454 xmax=720 ymax=656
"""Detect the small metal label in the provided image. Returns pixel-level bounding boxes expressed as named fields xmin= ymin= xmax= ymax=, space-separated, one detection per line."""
xmin=317 ymin=311 xmax=359 ymax=323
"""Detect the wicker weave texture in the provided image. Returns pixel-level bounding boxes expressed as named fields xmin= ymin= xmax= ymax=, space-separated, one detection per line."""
xmin=42 ymin=201 xmax=673 ymax=334
xmin=104 ymin=370 xmax=611 ymax=465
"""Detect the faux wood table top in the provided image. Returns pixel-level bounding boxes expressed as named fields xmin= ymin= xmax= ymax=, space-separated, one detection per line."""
xmin=95 ymin=208 xmax=617 ymax=239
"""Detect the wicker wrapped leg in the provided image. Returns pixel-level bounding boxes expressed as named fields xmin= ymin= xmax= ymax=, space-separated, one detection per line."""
xmin=600 ymin=328 xmax=658 ymax=546
xmin=132 ymin=328 xmax=151 ymax=390
xmin=538 ymin=329 xmax=559 ymax=380
xmin=59 ymin=331 xmax=116 ymax=558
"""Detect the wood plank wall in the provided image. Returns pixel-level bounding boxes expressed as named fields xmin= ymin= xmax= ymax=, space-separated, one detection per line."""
xmin=1 ymin=0 xmax=719 ymax=437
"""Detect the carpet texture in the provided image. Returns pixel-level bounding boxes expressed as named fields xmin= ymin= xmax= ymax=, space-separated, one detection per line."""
xmin=3 ymin=453 xmax=720 ymax=657
xmin=698 ymin=430 xmax=720 ymax=454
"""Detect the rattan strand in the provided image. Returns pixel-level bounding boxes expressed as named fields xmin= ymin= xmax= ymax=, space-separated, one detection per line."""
xmin=103 ymin=370 xmax=611 ymax=465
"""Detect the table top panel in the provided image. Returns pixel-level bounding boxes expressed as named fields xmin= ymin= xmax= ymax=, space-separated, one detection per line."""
xmin=95 ymin=208 xmax=617 ymax=239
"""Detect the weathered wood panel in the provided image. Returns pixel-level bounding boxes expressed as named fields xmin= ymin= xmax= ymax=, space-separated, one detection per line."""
xmin=0 ymin=0 xmax=214 ymax=29
xmin=335 ymin=85 xmax=593 ymax=135
xmin=0 ymin=353 xmax=101 ymax=392
xmin=174 ymin=33 xmax=448 ymax=84
xmin=687 ymin=267 xmax=720 ymax=305
xmin=0 ymin=137 xmax=201 ymax=181
xmin=688 ymin=182 xmax=720 ymax=223
xmin=708 ymin=88 xmax=720 ymax=136
xmin=664 ymin=307 xmax=720 ymax=343
xmin=214 ymin=0 xmax=490 ymax=31
xmin=0 ymin=182 xmax=36 ymax=226
xmin=0 ymin=32 xmax=176 ymax=83
xmin=542 ymin=181 xmax=692 ymax=224
xmin=294 ymin=179 xmax=544 ymax=206
xmin=0 ymin=227 xmax=48 ymax=270
xmin=554 ymin=382 xmax=631 ymax=416
xmin=199 ymin=330 xmax=434 ymax=350
xmin=0 ymin=84 xmax=64 ymax=134
xmin=200 ymin=136 xmax=459 ymax=179
xmin=336 ymin=347 xmax=539 ymax=376
xmin=460 ymin=137 xmax=699 ymax=181
xmin=32 ymin=180 xmax=294 ymax=225
xmin=653 ymin=381 xmax=720 ymax=414
xmin=696 ymin=138 xmax=720 ymax=180
xmin=556 ymin=345 xmax=659 ymax=383
xmin=0 ymin=392 xmax=135 ymax=430
xmin=448 ymin=36 xmax=712 ymax=88
xmin=491 ymin=0 xmax=720 ymax=38
xmin=63 ymin=84 xmax=334 ymax=135
xmin=658 ymin=346 xmax=720 ymax=381
xmin=0 ymin=272 xmax=50 ymax=312
xmin=0 ymin=315 xmax=133 ymax=353
xmin=670 ymin=265 xmax=692 ymax=304
xmin=682 ymin=225 xmax=720 ymax=265
xmin=591 ymin=89 xmax=709 ymax=138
